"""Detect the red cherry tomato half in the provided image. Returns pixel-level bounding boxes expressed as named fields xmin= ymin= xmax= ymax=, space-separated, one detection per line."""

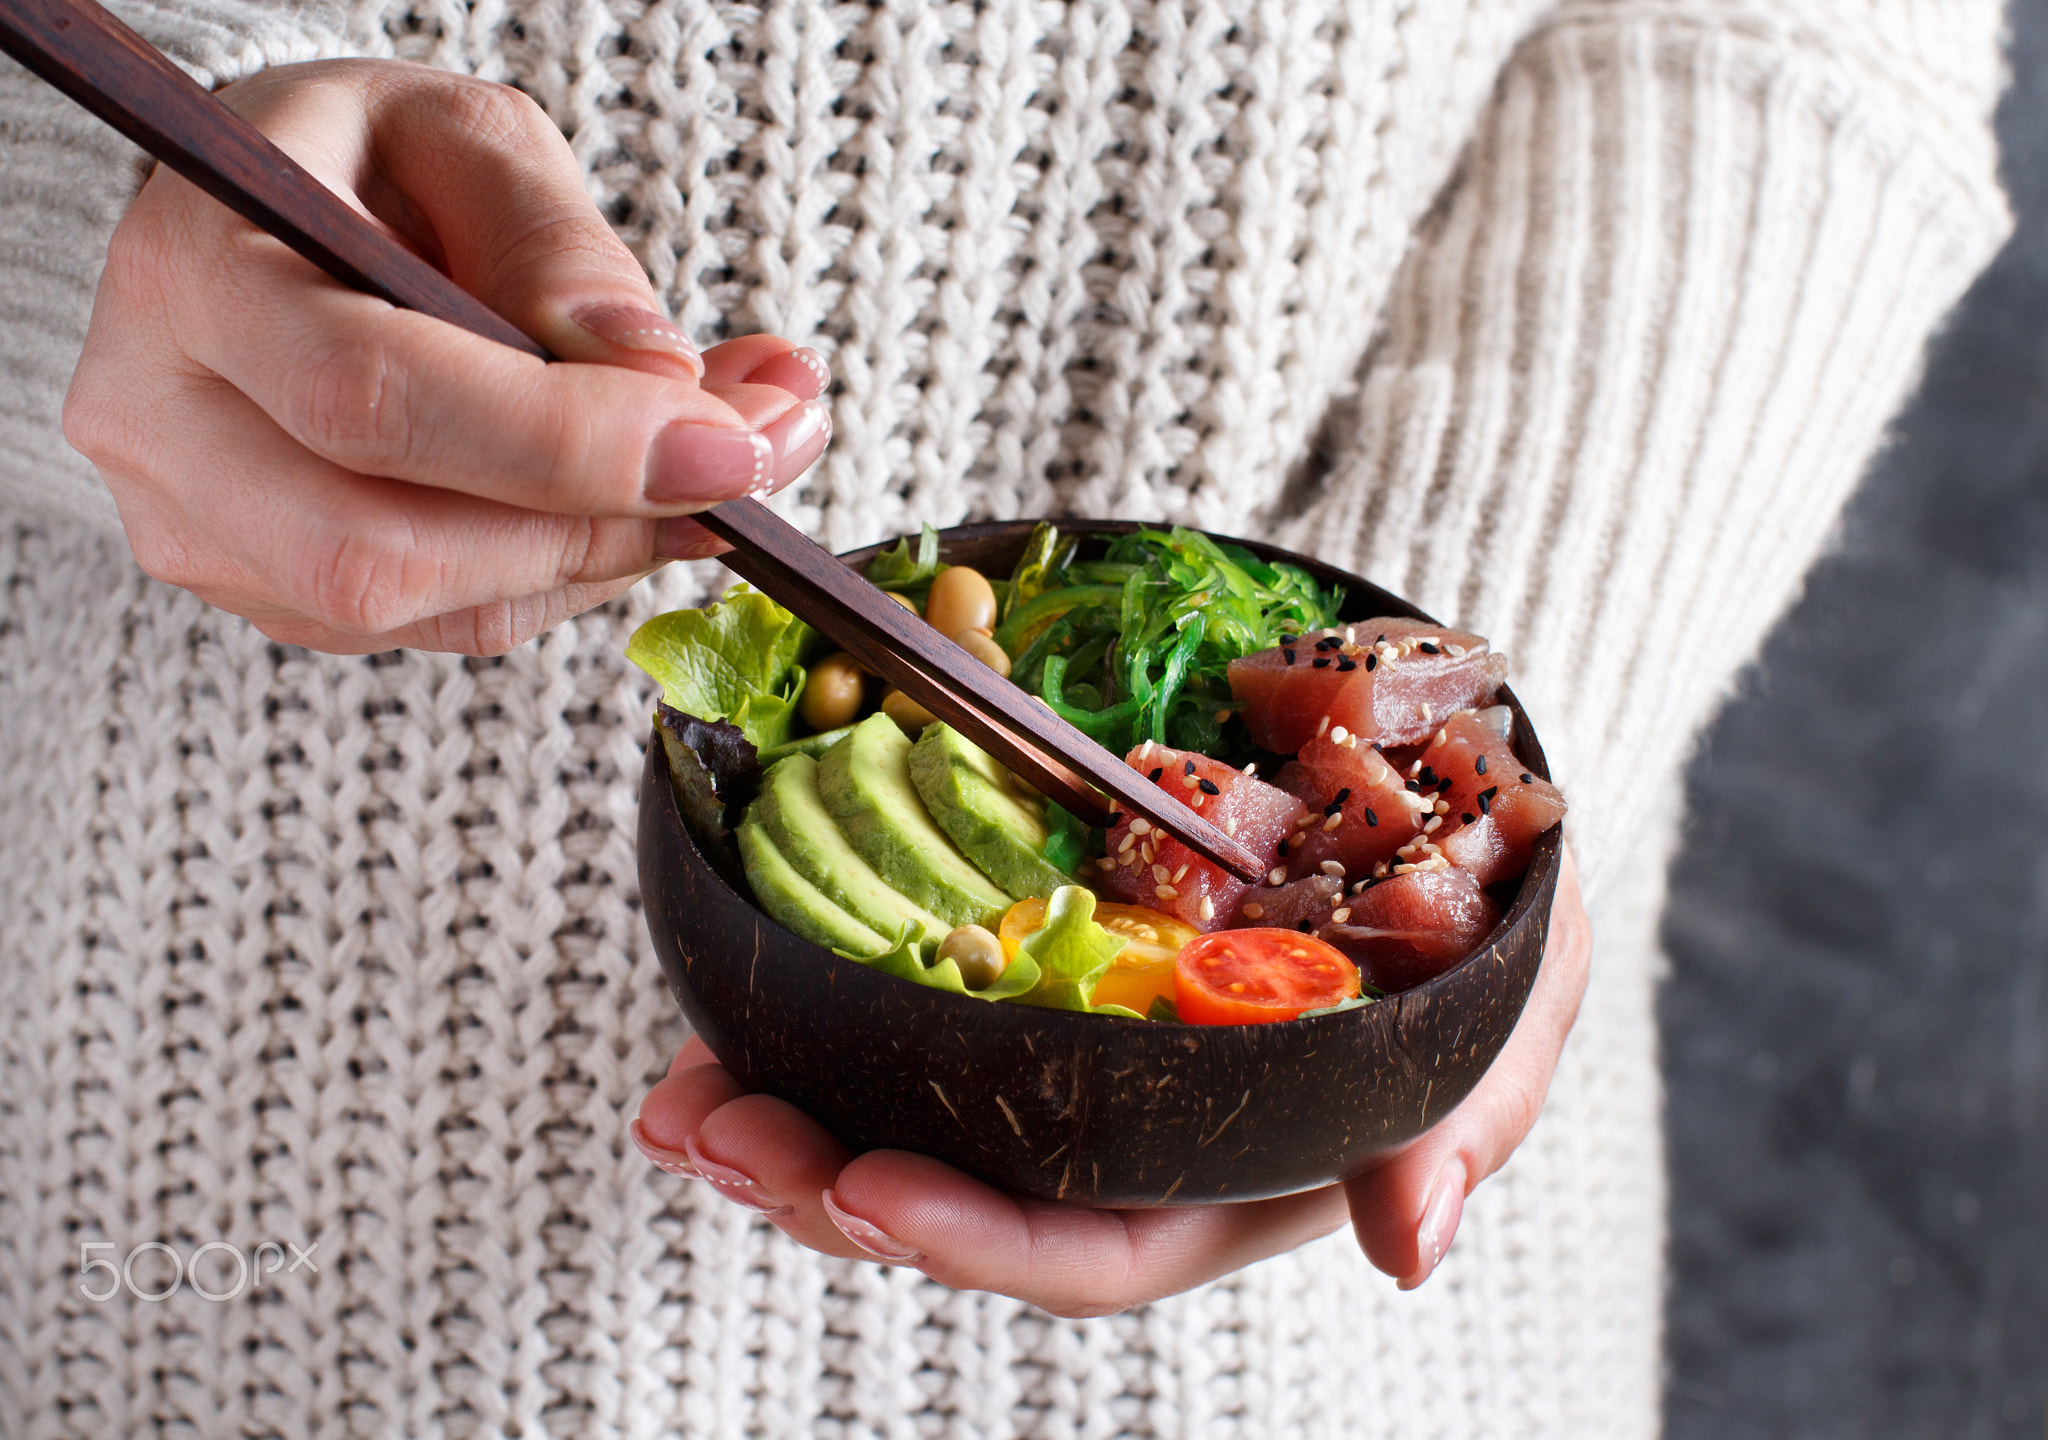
xmin=1173 ymin=928 xmax=1361 ymax=1025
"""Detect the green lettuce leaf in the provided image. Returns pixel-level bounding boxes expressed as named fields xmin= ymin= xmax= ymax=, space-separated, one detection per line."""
xmin=625 ymin=589 xmax=817 ymax=750
xmin=864 ymin=523 xmax=943 ymax=598
xmin=1296 ymin=994 xmax=1375 ymax=1018
xmin=1039 ymin=801 xmax=1090 ymax=876
xmin=841 ymin=927 xmax=1041 ymax=1002
xmin=1012 ymin=885 xmax=1137 ymax=1014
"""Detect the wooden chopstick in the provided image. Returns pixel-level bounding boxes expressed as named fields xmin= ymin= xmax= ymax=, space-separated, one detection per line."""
xmin=0 ymin=0 xmax=1271 ymax=883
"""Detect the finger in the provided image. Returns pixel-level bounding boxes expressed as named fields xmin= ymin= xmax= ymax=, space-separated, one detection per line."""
xmin=700 ymin=336 xmax=832 ymax=398
xmin=1342 ymin=843 xmax=1592 ymax=1288
xmin=824 ymin=1151 xmax=1349 ymax=1316
xmin=102 ymin=372 xmax=669 ymax=642
xmin=239 ymin=571 xmax=656 ymax=656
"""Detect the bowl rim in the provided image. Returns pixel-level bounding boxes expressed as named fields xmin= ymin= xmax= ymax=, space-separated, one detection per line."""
xmin=661 ymin=517 xmax=1561 ymax=1028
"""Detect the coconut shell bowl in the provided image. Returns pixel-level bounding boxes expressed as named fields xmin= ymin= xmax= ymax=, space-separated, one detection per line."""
xmin=637 ymin=521 xmax=1561 ymax=1206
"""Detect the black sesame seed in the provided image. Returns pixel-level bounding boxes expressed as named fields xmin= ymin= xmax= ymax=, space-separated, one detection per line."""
xmin=1474 ymin=755 xmax=1487 ymax=775
xmin=1315 ymin=636 xmax=1341 ymax=651
xmin=1197 ymin=778 xmax=1220 ymax=795
xmin=1437 ymin=777 xmax=1455 ymax=793
xmin=1297 ymin=920 xmax=1314 ymax=933
xmin=1184 ymin=758 xmax=1197 ymax=775
xmin=1376 ymin=634 xmax=1386 ymax=642
xmin=1336 ymin=658 xmax=1356 ymax=672
xmin=1477 ymin=785 xmax=1498 ymax=815
xmin=1462 ymin=813 xmax=1475 ymax=824
xmin=1404 ymin=780 xmax=1422 ymax=793
xmin=1312 ymin=657 xmax=1330 ymax=669
xmin=1417 ymin=642 xmax=1440 ymax=655
xmin=1520 ymin=772 xmax=1534 ymax=784
xmin=1280 ymin=634 xmax=1298 ymax=646
xmin=1284 ymin=649 xmax=1297 ymax=665
xmin=1363 ymin=807 xmax=1378 ymax=828
xmin=1149 ymin=767 xmax=1163 ymax=782
xmin=1417 ymin=767 xmax=1438 ymax=786
xmin=1364 ymin=653 xmax=1377 ymax=671
xmin=1277 ymin=839 xmax=1289 ymax=857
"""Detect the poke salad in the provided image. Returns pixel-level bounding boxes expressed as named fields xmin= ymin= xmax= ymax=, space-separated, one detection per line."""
xmin=628 ymin=523 xmax=1566 ymax=1027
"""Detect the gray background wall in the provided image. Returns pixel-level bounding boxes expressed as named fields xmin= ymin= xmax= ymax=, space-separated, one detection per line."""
xmin=1661 ymin=3 xmax=2048 ymax=1434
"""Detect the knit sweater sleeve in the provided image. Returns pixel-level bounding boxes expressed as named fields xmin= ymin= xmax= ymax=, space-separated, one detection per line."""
xmin=1274 ymin=0 xmax=2012 ymax=893
xmin=0 ymin=1 xmax=357 ymax=531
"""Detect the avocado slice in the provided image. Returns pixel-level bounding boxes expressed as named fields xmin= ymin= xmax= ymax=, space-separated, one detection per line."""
xmin=736 ymin=819 xmax=888 ymax=955
xmin=815 ymin=713 xmax=1013 ymax=926
xmin=751 ymin=754 xmax=951 ymax=948
xmin=909 ymin=724 xmax=1069 ymax=900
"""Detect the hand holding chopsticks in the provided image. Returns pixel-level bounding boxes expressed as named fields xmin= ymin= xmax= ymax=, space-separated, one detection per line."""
xmin=0 ymin=0 xmax=1267 ymax=880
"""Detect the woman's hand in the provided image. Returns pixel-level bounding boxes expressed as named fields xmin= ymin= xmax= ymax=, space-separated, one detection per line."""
xmin=633 ymin=848 xmax=1590 ymax=1315
xmin=64 ymin=59 xmax=829 ymax=655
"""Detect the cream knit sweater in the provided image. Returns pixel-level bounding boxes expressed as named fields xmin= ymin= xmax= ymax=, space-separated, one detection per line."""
xmin=0 ymin=0 xmax=2011 ymax=1434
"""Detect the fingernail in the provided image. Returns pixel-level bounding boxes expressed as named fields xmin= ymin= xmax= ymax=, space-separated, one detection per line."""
xmin=573 ymin=303 xmax=704 ymax=379
xmin=762 ymin=399 xmax=832 ymax=487
xmin=682 ymin=1135 xmax=794 ymax=1217
xmin=1401 ymin=1157 xmax=1467 ymax=1290
xmin=646 ymin=422 xmax=774 ymax=504
xmin=655 ymin=517 xmax=728 ymax=562
xmin=746 ymin=346 xmax=833 ymax=400
xmin=630 ymin=1118 xmax=700 ymax=1178
xmin=821 ymin=1189 xmax=923 ymax=1264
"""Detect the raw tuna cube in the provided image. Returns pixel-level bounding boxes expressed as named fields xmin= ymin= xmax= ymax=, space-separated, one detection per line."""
xmin=1319 ymin=867 xmax=1501 ymax=993
xmin=1231 ymin=875 xmax=1342 ymax=929
xmin=1228 ymin=618 xmax=1506 ymax=753
xmin=1225 ymin=628 xmax=1358 ymax=753
xmin=1281 ymin=730 xmax=1425 ymax=879
xmin=1099 ymin=742 xmax=1308 ymax=931
xmin=1408 ymin=711 xmax=1567 ymax=886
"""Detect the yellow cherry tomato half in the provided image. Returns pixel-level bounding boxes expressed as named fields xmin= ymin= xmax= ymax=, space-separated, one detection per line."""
xmin=997 ymin=897 xmax=1199 ymax=1013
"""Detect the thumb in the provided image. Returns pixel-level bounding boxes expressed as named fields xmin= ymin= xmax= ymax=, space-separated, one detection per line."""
xmin=1343 ymin=843 xmax=1591 ymax=1287
xmin=342 ymin=69 xmax=713 ymax=385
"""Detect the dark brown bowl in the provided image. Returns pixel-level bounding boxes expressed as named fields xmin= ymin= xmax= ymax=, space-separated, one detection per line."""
xmin=638 ymin=521 xmax=1560 ymax=1206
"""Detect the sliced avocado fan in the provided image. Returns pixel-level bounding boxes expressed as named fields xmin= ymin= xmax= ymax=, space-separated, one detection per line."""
xmin=751 ymin=753 xmax=951 ymax=948
xmin=815 ymin=714 xmax=1013 ymax=926
xmin=909 ymin=723 xmax=1069 ymax=900
xmin=735 ymin=820 xmax=888 ymax=955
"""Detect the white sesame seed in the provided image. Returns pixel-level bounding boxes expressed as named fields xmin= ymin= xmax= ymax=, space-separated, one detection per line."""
xmin=1172 ymin=864 xmax=1188 ymax=883
xmin=1139 ymin=739 xmax=1155 ymax=760
xmin=1142 ymin=842 xmax=1155 ymax=864
xmin=1131 ymin=818 xmax=1151 ymax=836
xmin=1331 ymin=908 xmax=1351 ymax=924
xmin=1181 ymin=773 xmax=1199 ymax=788
xmin=1373 ymin=862 xmax=1390 ymax=877
xmin=1097 ymin=857 xmax=1117 ymax=871
xmin=1118 ymin=833 xmax=1137 ymax=854
xmin=1339 ymin=734 xmax=1358 ymax=749
xmin=1435 ymin=799 xmax=1450 ymax=815
xmin=1423 ymin=815 xmax=1442 ymax=833
xmin=1322 ymin=813 xmax=1343 ymax=831
xmin=1269 ymin=867 xmax=1287 ymax=886
xmin=1430 ymin=729 xmax=1447 ymax=748
xmin=1199 ymin=896 xmax=1214 ymax=922
xmin=1319 ymin=861 xmax=1345 ymax=877
xmin=1420 ymin=704 xmax=1432 ymax=721
xmin=1156 ymin=884 xmax=1177 ymax=900
xmin=1329 ymin=726 xmax=1349 ymax=745
xmin=1445 ymin=643 xmax=1466 ymax=659
xmin=1153 ymin=863 xmax=1170 ymax=883
xmin=1315 ymin=715 xmax=1330 ymax=738
xmin=1393 ymin=863 xmax=1417 ymax=875
xmin=1243 ymin=903 xmax=1265 ymax=920
xmin=1225 ymin=817 xmax=1239 ymax=836
xmin=1243 ymin=761 xmax=1258 ymax=775
xmin=1290 ymin=832 xmax=1307 ymax=848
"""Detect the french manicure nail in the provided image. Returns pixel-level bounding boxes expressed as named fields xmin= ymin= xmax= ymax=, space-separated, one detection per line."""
xmin=573 ymin=303 xmax=704 ymax=378
xmin=761 ymin=399 xmax=833 ymax=489
xmin=1403 ymin=1158 xmax=1467 ymax=1290
xmin=630 ymin=1118 xmax=700 ymax=1178
xmin=821 ymin=1189 xmax=924 ymax=1264
xmin=682 ymin=1135 xmax=794 ymax=1217
xmin=747 ymin=346 xmax=833 ymax=399
xmin=646 ymin=422 xmax=774 ymax=504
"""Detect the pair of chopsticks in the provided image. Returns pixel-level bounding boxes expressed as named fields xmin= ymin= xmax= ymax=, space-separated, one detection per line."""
xmin=0 ymin=0 xmax=1269 ymax=882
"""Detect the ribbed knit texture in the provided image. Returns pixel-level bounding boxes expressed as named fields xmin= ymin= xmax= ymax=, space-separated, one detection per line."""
xmin=0 ymin=0 xmax=2011 ymax=1435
